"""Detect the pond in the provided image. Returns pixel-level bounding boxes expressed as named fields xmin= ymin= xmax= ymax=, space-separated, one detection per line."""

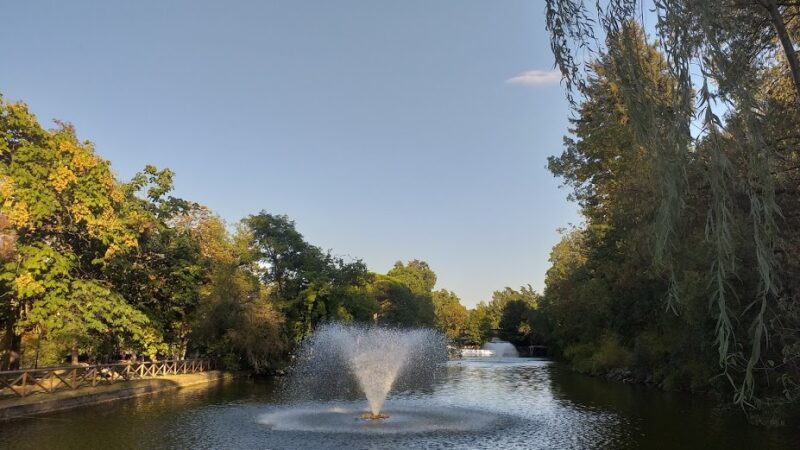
xmin=0 ymin=358 xmax=797 ymax=449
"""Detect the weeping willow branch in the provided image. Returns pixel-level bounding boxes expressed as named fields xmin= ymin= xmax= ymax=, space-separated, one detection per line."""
xmin=598 ymin=22 xmax=691 ymax=311
xmin=545 ymin=0 xmax=787 ymax=405
xmin=700 ymin=79 xmax=738 ymax=377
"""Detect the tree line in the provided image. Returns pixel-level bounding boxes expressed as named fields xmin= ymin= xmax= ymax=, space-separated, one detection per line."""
xmin=0 ymin=97 xmax=515 ymax=372
xmin=540 ymin=2 xmax=800 ymax=422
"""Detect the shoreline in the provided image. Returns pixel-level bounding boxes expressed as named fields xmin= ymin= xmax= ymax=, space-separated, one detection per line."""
xmin=553 ymin=361 xmax=800 ymax=428
xmin=0 ymin=370 xmax=234 ymax=421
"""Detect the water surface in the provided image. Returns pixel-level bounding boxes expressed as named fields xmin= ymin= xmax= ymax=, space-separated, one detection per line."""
xmin=1 ymin=358 xmax=797 ymax=449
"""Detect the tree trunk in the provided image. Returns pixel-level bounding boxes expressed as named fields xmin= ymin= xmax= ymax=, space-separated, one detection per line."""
xmin=764 ymin=0 xmax=800 ymax=102
xmin=71 ymin=345 xmax=79 ymax=366
xmin=0 ymin=321 xmax=21 ymax=371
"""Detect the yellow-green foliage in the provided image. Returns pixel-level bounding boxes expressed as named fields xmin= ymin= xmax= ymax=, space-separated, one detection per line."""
xmin=0 ymin=92 xmax=468 ymax=372
xmin=563 ymin=342 xmax=597 ymax=374
xmin=564 ymin=336 xmax=632 ymax=375
xmin=432 ymin=289 xmax=468 ymax=340
xmin=591 ymin=336 xmax=632 ymax=373
xmin=0 ymin=97 xmax=162 ymax=365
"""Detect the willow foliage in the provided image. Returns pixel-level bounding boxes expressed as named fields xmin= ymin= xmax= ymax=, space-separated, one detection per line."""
xmin=545 ymin=0 xmax=799 ymax=406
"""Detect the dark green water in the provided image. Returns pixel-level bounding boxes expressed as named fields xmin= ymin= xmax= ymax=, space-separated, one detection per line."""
xmin=0 ymin=358 xmax=797 ymax=449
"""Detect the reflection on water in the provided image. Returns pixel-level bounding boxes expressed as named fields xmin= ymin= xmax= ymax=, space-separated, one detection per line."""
xmin=0 ymin=358 xmax=797 ymax=449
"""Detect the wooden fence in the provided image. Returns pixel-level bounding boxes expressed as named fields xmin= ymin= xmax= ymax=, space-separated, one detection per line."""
xmin=0 ymin=358 xmax=214 ymax=398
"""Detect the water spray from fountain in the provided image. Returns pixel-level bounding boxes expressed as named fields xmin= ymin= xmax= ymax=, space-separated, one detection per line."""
xmin=482 ymin=339 xmax=519 ymax=357
xmin=284 ymin=323 xmax=447 ymax=420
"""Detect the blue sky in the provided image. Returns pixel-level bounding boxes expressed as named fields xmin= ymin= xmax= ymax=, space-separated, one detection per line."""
xmin=1 ymin=0 xmax=580 ymax=308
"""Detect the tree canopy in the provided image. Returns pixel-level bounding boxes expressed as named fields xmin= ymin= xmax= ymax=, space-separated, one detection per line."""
xmin=542 ymin=10 xmax=800 ymax=416
xmin=0 ymin=106 xmax=474 ymax=371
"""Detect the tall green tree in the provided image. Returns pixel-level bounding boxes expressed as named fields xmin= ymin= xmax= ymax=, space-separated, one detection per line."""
xmin=190 ymin=215 xmax=287 ymax=372
xmin=0 ymin=97 xmax=161 ymax=368
xmin=245 ymin=212 xmax=371 ymax=341
xmin=103 ymin=166 xmax=205 ymax=359
xmin=542 ymin=16 xmax=800 ymax=414
xmin=546 ymin=0 xmax=800 ymax=407
xmin=542 ymin=25 xmax=719 ymax=387
xmin=496 ymin=288 xmax=543 ymax=346
xmin=368 ymin=274 xmax=431 ymax=327
xmin=431 ymin=289 xmax=468 ymax=340
xmin=387 ymin=260 xmax=437 ymax=296
xmin=464 ymin=303 xmax=492 ymax=345
xmin=371 ymin=259 xmax=438 ymax=327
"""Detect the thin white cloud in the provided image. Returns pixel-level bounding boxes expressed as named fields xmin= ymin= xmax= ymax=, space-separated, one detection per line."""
xmin=505 ymin=69 xmax=561 ymax=86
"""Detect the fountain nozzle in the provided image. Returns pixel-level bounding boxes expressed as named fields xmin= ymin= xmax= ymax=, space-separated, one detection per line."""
xmin=361 ymin=412 xmax=390 ymax=421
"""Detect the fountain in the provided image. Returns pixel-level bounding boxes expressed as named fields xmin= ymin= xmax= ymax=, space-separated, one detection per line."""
xmin=252 ymin=323 xmax=518 ymax=437
xmin=482 ymin=338 xmax=519 ymax=357
xmin=460 ymin=338 xmax=520 ymax=357
xmin=258 ymin=323 xmax=510 ymax=435
xmin=281 ymin=323 xmax=448 ymax=420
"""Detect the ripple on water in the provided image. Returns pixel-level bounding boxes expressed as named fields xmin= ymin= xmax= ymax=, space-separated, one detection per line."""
xmin=256 ymin=400 xmax=516 ymax=434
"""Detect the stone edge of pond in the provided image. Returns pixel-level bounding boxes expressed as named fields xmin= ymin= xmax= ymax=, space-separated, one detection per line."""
xmin=0 ymin=370 xmax=235 ymax=422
